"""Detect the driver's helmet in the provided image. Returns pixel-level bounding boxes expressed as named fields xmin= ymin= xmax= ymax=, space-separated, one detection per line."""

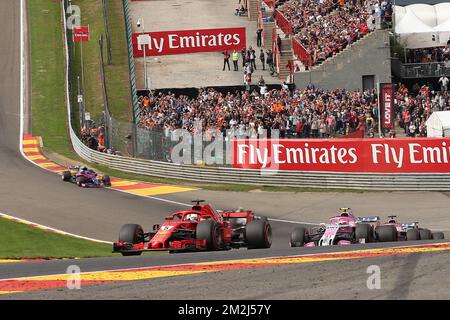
xmin=81 ymin=166 xmax=88 ymax=172
xmin=339 ymin=208 xmax=350 ymax=217
xmin=185 ymin=213 xmax=199 ymax=221
xmin=388 ymin=219 xmax=396 ymax=223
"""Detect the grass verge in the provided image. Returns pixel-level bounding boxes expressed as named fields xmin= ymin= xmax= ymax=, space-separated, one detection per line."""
xmin=29 ymin=0 xmax=72 ymax=158
xmin=0 ymin=218 xmax=116 ymax=259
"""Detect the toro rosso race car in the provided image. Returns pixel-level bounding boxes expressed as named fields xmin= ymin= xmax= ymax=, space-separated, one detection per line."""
xmin=290 ymin=209 xmax=445 ymax=247
xmin=61 ymin=166 xmax=111 ymax=188
xmin=290 ymin=208 xmax=380 ymax=247
xmin=373 ymin=215 xmax=444 ymax=242
xmin=113 ymin=200 xmax=272 ymax=255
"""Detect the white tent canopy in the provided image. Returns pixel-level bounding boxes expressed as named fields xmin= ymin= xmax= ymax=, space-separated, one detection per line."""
xmin=395 ymin=3 xmax=450 ymax=48
xmin=395 ymin=9 xmax=435 ymax=34
xmin=426 ymin=111 xmax=450 ymax=137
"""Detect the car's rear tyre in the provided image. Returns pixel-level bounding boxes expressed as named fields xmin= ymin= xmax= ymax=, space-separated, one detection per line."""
xmin=355 ymin=223 xmax=373 ymax=243
xmin=103 ymin=175 xmax=111 ymax=187
xmin=375 ymin=225 xmax=397 ymax=242
xmin=62 ymin=171 xmax=71 ymax=182
xmin=419 ymin=228 xmax=432 ymax=240
xmin=196 ymin=220 xmax=221 ymax=250
xmin=406 ymin=228 xmax=420 ymax=241
xmin=246 ymin=220 xmax=272 ymax=249
xmin=290 ymin=227 xmax=308 ymax=247
xmin=432 ymin=232 xmax=445 ymax=240
xmin=118 ymin=224 xmax=144 ymax=256
xmin=76 ymin=176 xmax=87 ymax=187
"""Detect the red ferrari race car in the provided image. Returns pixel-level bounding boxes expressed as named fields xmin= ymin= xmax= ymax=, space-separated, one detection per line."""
xmin=113 ymin=200 xmax=272 ymax=255
xmin=61 ymin=166 xmax=111 ymax=188
xmin=372 ymin=215 xmax=445 ymax=242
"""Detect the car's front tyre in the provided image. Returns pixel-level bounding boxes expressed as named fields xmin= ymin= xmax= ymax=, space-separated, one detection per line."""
xmin=118 ymin=224 xmax=144 ymax=256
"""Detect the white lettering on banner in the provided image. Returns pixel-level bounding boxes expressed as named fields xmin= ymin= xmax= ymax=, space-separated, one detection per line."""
xmin=139 ymin=32 xmax=242 ymax=53
xmin=237 ymin=144 xmax=269 ymax=168
xmin=409 ymin=142 xmax=450 ymax=164
xmin=273 ymin=144 xmax=285 ymax=164
xmin=235 ymin=139 xmax=450 ymax=171
xmin=224 ymin=34 xmax=232 ymax=45
xmin=237 ymin=144 xmax=358 ymax=166
xmin=409 ymin=143 xmax=422 ymax=164
xmin=179 ymin=36 xmax=195 ymax=48
xmin=168 ymin=34 xmax=179 ymax=49
xmin=233 ymin=33 xmax=241 ymax=45
xmin=371 ymin=144 xmax=404 ymax=168
xmin=138 ymin=35 xmax=165 ymax=53
xmin=384 ymin=92 xmax=392 ymax=125
xmin=153 ymin=37 xmax=164 ymax=53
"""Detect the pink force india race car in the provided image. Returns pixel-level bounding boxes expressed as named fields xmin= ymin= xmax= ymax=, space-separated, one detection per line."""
xmin=113 ymin=200 xmax=272 ymax=255
xmin=290 ymin=208 xmax=445 ymax=247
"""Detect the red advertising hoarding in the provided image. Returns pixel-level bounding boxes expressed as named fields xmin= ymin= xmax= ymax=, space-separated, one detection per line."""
xmin=380 ymin=83 xmax=395 ymax=129
xmin=132 ymin=27 xmax=246 ymax=57
xmin=73 ymin=26 xmax=90 ymax=42
xmin=232 ymin=138 xmax=450 ymax=173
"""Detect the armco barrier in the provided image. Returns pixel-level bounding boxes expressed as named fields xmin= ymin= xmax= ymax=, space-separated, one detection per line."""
xmin=62 ymin=1 xmax=450 ymax=191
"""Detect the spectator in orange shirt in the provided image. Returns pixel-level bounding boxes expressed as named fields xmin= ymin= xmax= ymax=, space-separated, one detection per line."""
xmin=97 ymin=133 xmax=106 ymax=152
xmin=143 ymin=96 xmax=150 ymax=109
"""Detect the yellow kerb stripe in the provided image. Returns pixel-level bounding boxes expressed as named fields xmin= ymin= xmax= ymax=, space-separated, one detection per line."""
xmin=27 ymin=155 xmax=46 ymax=161
xmin=0 ymin=260 xmax=22 ymax=264
xmin=39 ymin=162 xmax=59 ymax=168
xmin=23 ymin=139 xmax=38 ymax=145
xmin=32 ymin=270 xmax=208 ymax=282
xmin=111 ymin=180 xmax=139 ymax=187
xmin=126 ymin=186 xmax=195 ymax=196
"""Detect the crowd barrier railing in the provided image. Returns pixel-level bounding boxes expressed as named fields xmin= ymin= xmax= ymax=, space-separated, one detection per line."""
xmin=274 ymin=9 xmax=292 ymax=35
xmin=292 ymin=37 xmax=312 ymax=68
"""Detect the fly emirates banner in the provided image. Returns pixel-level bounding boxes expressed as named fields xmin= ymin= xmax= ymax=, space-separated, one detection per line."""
xmin=232 ymin=138 xmax=450 ymax=173
xmin=132 ymin=27 xmax=246 ymax=57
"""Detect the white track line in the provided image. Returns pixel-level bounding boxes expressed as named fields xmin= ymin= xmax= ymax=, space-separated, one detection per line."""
xmin=0 ymin=212 xmax=111 ymax=244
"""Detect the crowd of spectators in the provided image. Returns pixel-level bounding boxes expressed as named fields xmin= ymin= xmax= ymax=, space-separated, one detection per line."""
xmin=275 ymin=0 xmax=392 ymax=66
xmin=81 ymin=123 xmax=121 ymax=155
xmin=277 ymin=0 xmax=340 ymax=35
xmin=396 ymin=83 xmax=450 ymax=137
xmin=136 ymin=80 xmax=450 ymax=140
xmin=136 ymin=86 xmax=379 ymax=139
xmin=406 ymin=45 xmax=450 ymax=64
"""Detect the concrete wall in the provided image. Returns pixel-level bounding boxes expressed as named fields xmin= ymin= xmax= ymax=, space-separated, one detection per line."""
xmin=294 ymin=29 xmax=392 ymax=91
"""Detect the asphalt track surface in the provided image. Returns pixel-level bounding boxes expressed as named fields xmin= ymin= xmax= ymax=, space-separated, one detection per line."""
xmin=1 ymin=0 xmax=450 ymax=299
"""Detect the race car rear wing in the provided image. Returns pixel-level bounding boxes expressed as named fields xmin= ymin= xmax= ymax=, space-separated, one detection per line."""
xmin=401 ymin=222 xmax=419 ymax=229
xmin=357 ymin=216 xmax=380 ymax=223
